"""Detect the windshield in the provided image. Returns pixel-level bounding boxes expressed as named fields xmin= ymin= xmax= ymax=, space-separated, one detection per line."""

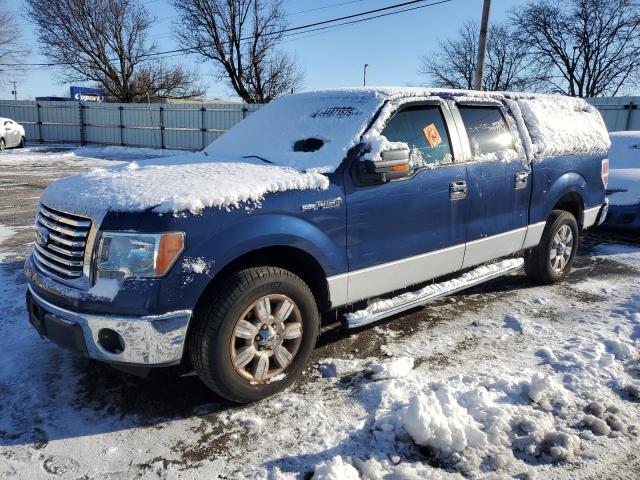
xmin=204 ymin=90 xmax=384 ymax=172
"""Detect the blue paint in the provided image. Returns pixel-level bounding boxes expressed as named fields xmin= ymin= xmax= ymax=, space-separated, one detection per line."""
xmin=26 ymin=94 xmax=608 ymax=323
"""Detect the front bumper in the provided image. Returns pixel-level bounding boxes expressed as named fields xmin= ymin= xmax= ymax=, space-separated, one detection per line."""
xmin=27 ymin=286 xmax=191 ymax=366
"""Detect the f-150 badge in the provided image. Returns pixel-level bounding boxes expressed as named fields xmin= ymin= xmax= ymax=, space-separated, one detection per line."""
xmin=301 ymin=198 xmax=343 ymax=211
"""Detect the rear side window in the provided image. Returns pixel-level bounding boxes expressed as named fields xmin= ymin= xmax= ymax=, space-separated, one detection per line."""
xmin=381 ymin=105 xmax=453 ymax=172
xmin=458 ymin=106 xmax=514 ymax=157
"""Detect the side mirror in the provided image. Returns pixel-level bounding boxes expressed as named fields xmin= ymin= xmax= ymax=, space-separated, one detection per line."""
xmin=361 ymin=148 xmax=411 ymax=183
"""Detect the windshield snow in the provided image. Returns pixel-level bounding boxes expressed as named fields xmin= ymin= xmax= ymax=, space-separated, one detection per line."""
xmin=203 ymin=90 xmax=385 ymax=172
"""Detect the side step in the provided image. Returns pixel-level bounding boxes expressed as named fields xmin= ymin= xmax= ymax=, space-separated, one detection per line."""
xmin=344 ymin=258 xmax=524 ymax=329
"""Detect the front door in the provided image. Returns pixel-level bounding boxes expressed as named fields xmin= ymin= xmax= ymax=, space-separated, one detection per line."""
xmin=344 ymin=101 xmax=467 ymax=303
xmin=453 ymin=103 xmax=531 ymax=268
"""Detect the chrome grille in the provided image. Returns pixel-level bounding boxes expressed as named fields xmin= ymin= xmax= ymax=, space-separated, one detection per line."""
xmin=34 ymin=204 xmax=91 ymax=279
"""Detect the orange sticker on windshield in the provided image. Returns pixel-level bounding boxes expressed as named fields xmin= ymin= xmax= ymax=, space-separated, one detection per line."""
xmin=423 ymin=123 xmax=442 ymax=148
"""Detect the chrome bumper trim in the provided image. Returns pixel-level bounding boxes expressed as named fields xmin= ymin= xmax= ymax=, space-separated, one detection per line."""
xmin=28 ymin=286 xmax=191 ymax=366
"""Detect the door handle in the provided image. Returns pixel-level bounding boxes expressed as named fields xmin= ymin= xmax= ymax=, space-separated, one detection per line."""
xmin=450 ymin=180 xmax=467 ymax=200
xmin=515 ymin=171 xmax=529 ymax=190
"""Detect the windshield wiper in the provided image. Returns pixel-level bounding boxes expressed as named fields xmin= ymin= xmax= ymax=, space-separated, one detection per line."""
xmin=243 ymin=155 xmax=273 ymax=164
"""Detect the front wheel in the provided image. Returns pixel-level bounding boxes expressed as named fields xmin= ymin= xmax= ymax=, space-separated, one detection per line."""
xmin=189 ymin=266 xmax=320 ymax=403
xmin=18 ymin=136 xmax=25 ymax=148
xmin=0 ymin=138 xmax=5 ymax=151
xmin=524 ymin=210 xmax=579 ymax=284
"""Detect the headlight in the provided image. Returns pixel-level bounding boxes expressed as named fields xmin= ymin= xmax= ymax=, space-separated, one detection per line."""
xmin=95 ymin=232 xmax=185 ymax=279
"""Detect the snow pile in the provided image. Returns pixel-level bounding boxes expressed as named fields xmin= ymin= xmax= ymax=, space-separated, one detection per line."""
xmin=607 ymin=131 xmax=640 ymax=206
xmin=402 ymin=388 xmax=488 ymax=456
xmin=312 ymin=456 xmax=360 ymax=480
xmin=516 ymin=96 xmax=610 ymax=158
xmin=40 ymin=154 xmax=329 ymax=215
xmin=345 ymin=258 xmax=523 ymax=322
xmin=370 ymin=357 xmax=414 ymax=380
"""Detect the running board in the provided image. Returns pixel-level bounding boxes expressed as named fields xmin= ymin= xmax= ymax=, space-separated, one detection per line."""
xmin=343 ymin=258 xmax=524 ymax=329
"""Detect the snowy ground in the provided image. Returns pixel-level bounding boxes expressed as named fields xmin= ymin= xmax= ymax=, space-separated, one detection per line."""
xmin=1 ymin=145 xmax=639 ymax=479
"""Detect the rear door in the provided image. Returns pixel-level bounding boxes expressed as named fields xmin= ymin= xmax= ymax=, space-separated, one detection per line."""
xmin=452 ymin=103 xmax=531 ymax=268
xmin=344 ymin=100 xmax=468 ymax=303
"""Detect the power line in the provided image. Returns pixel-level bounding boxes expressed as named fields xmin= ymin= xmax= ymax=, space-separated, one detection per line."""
xmin=144 ymin=0 xmax=455 ymax=61
xmin=288 ymin=0 xmax=366 ymax=16
xmin=2 ymin=0 xmax=454 ymax=67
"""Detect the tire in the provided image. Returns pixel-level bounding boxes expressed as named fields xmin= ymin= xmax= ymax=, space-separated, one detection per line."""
xmin=0 ymin=138 xmax=4 ymax=151
xmin=19 ymin=136 xmax=25 ymax=148
xmin=524 ymin=210 xmax=579 ymax=284
xmin=189 ymin=266 xmax=320 ymax=403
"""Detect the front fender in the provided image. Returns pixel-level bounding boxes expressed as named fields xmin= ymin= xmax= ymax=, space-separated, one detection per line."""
xmin=188 ymin=212 xmax=347 ymax=278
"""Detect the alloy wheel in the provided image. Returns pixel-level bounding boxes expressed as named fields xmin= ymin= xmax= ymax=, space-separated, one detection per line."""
xmin=550 ymin=224 xmax=574 ymax=273
xmin=230 ymin=294 xmax=303 ymax=382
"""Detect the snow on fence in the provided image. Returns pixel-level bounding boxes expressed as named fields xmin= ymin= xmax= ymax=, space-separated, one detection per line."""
xmin=587 ymin=97 xmax=639 ymax=132
xmin=0 ymin=100 xmax=261 ymax=150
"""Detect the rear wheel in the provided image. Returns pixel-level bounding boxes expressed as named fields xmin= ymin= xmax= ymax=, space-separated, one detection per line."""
xmin=524 ymin=210 xmax=579 ymax=284
xmin=0 ymin=138 xmax=5 ymax=151
xmin=189 ymin=266 xmax=320 ymax=403
xmin=18 ymin=136 xmax=25 ymax=148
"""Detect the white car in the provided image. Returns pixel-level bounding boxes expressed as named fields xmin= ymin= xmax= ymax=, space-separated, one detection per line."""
xmin=0 ymin=117 xmax=26 ymax=150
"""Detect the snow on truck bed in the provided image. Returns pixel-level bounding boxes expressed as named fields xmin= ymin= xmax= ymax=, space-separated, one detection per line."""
xmin=39 ymin=88 xmax=609 ymax=215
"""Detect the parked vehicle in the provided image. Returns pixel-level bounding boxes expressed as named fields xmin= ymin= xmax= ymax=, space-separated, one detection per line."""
xmin=0 ymin=117 xmax=26 ymax=150
xmin=601 ymin=131 xmax=640 ymax=230
xmin=25 ymin=88 xmax=610 ymax=403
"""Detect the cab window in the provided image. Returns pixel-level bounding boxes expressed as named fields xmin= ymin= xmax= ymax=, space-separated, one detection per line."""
xmin=458 ymin=106 xmax=514 ymax=156
xmin=381 ymin=105 xmax=453 ymax=173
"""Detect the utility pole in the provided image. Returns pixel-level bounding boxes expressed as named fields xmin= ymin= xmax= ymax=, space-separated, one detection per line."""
xmin=363 ymin=64 xmax=369 ymax=87
xmin=11 ymin=81 xmax=17 ymax=101
xmin=474 ymin=0 xmax=492 ymax=90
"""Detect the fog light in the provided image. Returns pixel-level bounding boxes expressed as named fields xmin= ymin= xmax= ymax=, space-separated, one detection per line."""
xmin=98 ymin=328 xmax=125 ymax=354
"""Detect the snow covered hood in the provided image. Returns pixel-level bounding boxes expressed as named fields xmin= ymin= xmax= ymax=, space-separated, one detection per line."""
xmin=40 ymin=152 xmax=330 ymax=216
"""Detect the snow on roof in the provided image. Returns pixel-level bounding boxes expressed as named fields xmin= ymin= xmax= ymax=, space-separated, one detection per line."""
xmin=40 ymin=153 xmax=329 ymax=215
xmin=206 ymin=87 xmax=609 ymax=171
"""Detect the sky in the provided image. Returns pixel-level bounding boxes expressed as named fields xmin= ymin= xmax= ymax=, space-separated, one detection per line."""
xmin=2 ymin=0 xmax=531 ymax=101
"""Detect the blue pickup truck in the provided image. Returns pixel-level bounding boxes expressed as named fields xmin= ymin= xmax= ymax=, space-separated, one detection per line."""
xmin=25 ymin=88 xmax=610 ymax=403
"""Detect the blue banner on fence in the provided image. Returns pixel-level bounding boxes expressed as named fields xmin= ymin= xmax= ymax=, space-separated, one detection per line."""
xmin=70 ymin=86 xmax=106 ymax=102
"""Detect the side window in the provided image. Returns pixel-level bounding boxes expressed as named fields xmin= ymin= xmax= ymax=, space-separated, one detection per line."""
xmin=458 ymin=106 xmax=514 ymax=157
xmin=381 ymin=105 xmax=453 ymax=172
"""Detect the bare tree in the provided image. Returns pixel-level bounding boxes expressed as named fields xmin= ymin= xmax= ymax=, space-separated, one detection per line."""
xmin=0 ymin=4 xmax=29 ymax=79
xmin=25 ymin=0 xmax=205 ymax=102
xmin=511 ymin=0 xmax=640 ymax=97
xmin=419 ymin=21 xmax=545 ymax=91
xmin=172 ymin=0 xmax=304 ymax=103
